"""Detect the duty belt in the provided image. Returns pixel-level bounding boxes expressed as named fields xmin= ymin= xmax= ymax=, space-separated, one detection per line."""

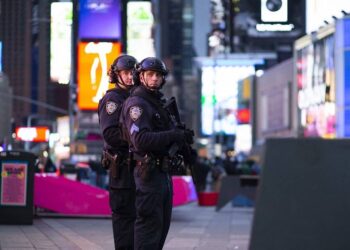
xmin=135 ymin=155 xmax=171 ymax=173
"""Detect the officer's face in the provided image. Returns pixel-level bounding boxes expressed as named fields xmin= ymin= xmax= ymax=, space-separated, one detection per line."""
xmin=141 ymin=70 xmax=163 ymax=90
xmin=119 ymin=70 xmax=133 ymax=86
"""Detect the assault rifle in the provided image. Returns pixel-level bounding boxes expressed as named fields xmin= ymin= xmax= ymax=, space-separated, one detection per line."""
xmin=164 ymin=97 xmax=197 ymax=183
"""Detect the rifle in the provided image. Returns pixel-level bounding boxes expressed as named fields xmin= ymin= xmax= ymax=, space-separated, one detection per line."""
xmin=164 ymin=97 xmax=197 ymax=183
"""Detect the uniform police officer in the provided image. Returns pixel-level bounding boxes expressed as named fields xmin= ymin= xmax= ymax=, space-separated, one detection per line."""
xmin=120 ymin=57 xmax=193 ymax=249
xmin=98 ymin=55 xmax=137 ymax=250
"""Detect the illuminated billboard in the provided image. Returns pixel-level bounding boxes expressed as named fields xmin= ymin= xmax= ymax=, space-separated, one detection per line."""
xmin=296 ymin=35 xmax=336 ymax=138
xmin=127 ymin=1 xmax=155 ymax=61
xmin=77 ymin=41 xmax=121 ymax=110
xmin=15 ymin=127 xmax=50 ymax=142
xmin=261 ymin=0 xmax=288 ymax=23
xmin=78 ymin=0 xmax=121 ymax=40
xmin=201 ymin=65 xmax=256 ymax=135
xmin=50 ymin=2 xmax=72 ymax=84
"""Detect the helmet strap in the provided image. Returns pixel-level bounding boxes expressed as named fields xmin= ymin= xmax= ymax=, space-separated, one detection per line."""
xmin=140 ymin=72 xmax=160 ymax=91
xmin=140 ymin=71 xmax=165 ymax=91
xmin=116 ymin=72 xmax=132 ymax=90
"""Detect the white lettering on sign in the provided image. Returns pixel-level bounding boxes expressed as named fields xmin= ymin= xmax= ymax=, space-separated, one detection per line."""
xmin=256 ymin=23 xmax=295 ymax=32
xmin=85 ymin=42 xmax=113 ymax=103
xmin=16 ymin=128 xmax=37 ymax=142
xmin=298 ymin=83 xmax=326 ymax=109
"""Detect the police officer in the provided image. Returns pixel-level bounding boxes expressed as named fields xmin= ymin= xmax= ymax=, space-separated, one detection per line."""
xmin=120 ymin=57 xmax=193 ymax=249
xmin=98 ymin=54 xmax=137 ymax=250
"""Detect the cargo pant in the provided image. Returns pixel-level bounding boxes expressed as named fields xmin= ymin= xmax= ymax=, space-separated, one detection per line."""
xmin=109 ymin=158 xmax=136 ymax=250
xmin=133 ymin=161 xmax=173 ymax=250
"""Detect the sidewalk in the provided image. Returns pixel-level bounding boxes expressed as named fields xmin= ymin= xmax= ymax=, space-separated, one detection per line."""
xmin=0 ymin=203 xmax=253 ymax=250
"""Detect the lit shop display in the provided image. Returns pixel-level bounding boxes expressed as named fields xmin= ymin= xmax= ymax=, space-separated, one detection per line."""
xmin=295 ymin=18 xmax=350 ymax=138
xmin=199 ymin=57 xmax=263 ymax=136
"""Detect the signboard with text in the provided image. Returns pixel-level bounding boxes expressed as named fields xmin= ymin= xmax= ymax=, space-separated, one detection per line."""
xmin=15 ymin=126 xmax=50 ymax=142
xmin=0 ymin=162 xmax=28 ymax=206
xmin=77 ymin=41 xmax=121 ymax=110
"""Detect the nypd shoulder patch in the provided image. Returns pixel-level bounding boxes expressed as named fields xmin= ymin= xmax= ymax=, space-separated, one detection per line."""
xmin=129 ymin=106 xmax=143 ymax=121
xmin=106 ymin=101 xmax=118 ymax=115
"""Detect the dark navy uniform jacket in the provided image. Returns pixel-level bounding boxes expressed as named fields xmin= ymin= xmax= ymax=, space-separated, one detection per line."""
xmin=98 ymin=88 xmax=129 ymax=154
xmin=120 ymin=86 xmax=182 ymax=158
xmin=98 ymin=88 xmax=132 ymax=188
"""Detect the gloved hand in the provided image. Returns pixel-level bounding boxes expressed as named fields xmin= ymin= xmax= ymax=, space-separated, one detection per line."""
xmin=184 ymin=129 xmax=194 ymax=145
xmin=182 ymin=147 xmax=197 ymax=165
xmin=171 ymin=128 xmax=194 ymax=145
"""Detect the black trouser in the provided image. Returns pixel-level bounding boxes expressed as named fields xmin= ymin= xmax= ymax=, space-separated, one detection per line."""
xmin=134 ymin=163 xmax=173 ymax=250
xmin=109 ymin=188 xmax=136 ymax=250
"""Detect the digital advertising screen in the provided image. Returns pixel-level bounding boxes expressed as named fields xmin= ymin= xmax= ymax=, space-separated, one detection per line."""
xmin=77 ymin=41 xmax=121 ymax=110
xmin=127 ymin=1 xmax=155 ymax=61
xmin=50 ymin=2 xmax=72 ymax=84
xmin=78 ymin=0 xmax=121 ymax=40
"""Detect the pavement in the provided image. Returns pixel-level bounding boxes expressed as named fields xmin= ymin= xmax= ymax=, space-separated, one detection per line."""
xmin=0 ymin=202 xmax=253 ymax=250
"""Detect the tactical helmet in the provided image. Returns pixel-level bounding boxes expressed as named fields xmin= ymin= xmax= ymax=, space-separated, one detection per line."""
xmin=137 ymin=57 xmax=168 ymax=76
xmin=108 ymin=55 xmax=137 ymax=83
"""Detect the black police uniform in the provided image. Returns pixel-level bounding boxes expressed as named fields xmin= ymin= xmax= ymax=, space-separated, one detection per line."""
xmin=98 ymin=88 xmax=135 ymax=250
xmin=120 ymin=85 xmax=185 ymax=250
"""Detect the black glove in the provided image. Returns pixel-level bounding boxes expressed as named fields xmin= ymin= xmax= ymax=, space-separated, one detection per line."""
xmin=183 ymin=147 xmax=197 ymax=165
xmin=184 ymin=129 xmax=194 ymax=145
xmin=171 ymin=128 xmax=185 ymax=143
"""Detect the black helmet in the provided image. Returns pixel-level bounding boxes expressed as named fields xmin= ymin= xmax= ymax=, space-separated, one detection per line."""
xmin=108 ymin=55 xmax=137 ymax=84
xmin=112 ymin=55 xmax=137 ymax=71
xmin=137 ymin=57 xmax=168 ymax=76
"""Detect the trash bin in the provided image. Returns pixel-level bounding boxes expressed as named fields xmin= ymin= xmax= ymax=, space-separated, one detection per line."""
xmin=0 ymin=151 xmax=36 ymax=225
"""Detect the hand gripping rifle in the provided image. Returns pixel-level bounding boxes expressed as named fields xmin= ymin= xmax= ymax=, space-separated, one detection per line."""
xmin=164 ymin=97 xmax=197 ymax=183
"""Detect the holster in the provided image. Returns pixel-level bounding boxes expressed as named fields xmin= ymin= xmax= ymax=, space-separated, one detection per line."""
xmin=135 ymin=154 xmax=174 ymax=181
xmin=102 ymin=150 xmax=120 ymax=179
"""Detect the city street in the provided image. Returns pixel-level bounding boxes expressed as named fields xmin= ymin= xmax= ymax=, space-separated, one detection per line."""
xmin=0 ymin=202 xmax=253 ymax=250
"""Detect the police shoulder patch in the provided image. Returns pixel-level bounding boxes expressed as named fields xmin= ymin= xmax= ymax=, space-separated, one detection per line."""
xmin=129 ymin=106 xmax=143 ymax=121
xmin=106 ymin=101 xmax=118 ymax=115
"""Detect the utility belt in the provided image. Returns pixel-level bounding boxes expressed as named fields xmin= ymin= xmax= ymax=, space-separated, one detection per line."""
xmin=135 ymin=155 xmax=172 ymax=172
xmin=134 ymin=154 xmax=178 ymax=181
xmin=101 ymin=150 xmax=134 ymax=179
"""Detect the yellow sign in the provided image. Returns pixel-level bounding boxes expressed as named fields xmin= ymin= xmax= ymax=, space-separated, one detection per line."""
xmin=77 ymin=42 xmax=121 ymax=110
